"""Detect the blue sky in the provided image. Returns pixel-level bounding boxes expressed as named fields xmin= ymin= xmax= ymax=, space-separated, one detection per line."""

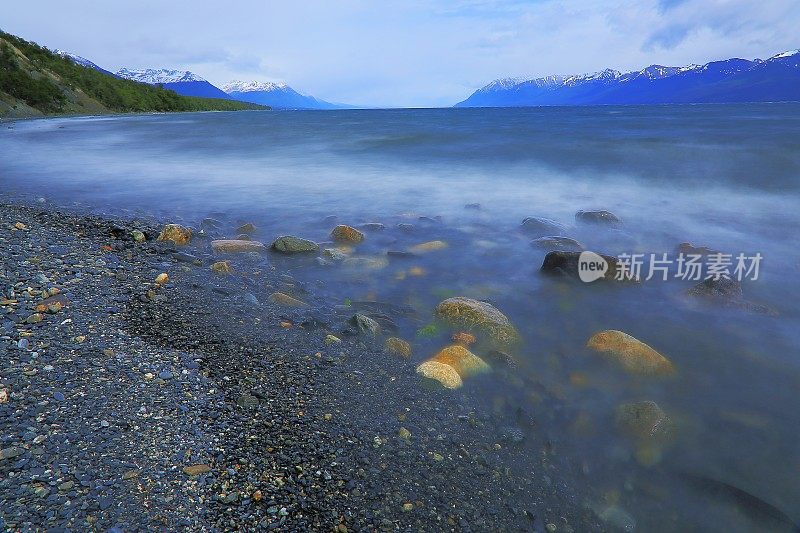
xmin=3 ymin=0 xmax=799 ymax=107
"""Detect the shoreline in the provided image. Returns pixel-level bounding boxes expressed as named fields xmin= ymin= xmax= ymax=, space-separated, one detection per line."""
xmin=0 ymin=195 xmax=597 ymax=532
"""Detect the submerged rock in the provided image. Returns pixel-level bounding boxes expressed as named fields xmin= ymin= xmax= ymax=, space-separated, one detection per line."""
xmin=615 ymin=400 xmax=674 ymax=440
xmin=331 ymin=225 xmax=365 ymax=243
xmin=236 ymin=222 xmax=257 ymax=234
xmin=269 ymin=292 xmax=308 ymax=307
xmin=211 ymin=260 xmax=233 ymax=275
xmin=451 ymin=331 xmax=476 ymax=346
xmin=360 ymin=222 xmax=385 ymax=231
xmin=540 ymin=251 xmax=633 ymax=281
xmin=521 ymin=216 xmax=566 ymax=236
xmin=685 ymin=277 xmax=776 ymax=315
xmin=349 ymin=314 xmax=380 ymax=335
xmin=157 ymin=224 xmax=192 ymax=245
xmin=211 ymin=239 xmax=267 ymax=254
xmin=587 ymin=330 xmax=675 ymax=376
xmin=384 ymin=337 xmax=412 ymax=358
xmin=322 ymin=248 xmax=348 ymax=261
xmin=435 ymin=297 xmax=520 ymax=346
xmin=416 ymin=344 xmax=491 ymax=389
xmin=409 ymin=240 xmax=448 ymax=253
xmin=271 ymin=236 xmax=320 ymax=253
xmin=677 ymin=242 xmax=720 ymax=256
xmin=575 ymin=209 xmax=622 ymax=226
xmin=343 ymin=256 xmax=389 ymax=270
xmin=531 ymin=236 xmax=583 ymax=252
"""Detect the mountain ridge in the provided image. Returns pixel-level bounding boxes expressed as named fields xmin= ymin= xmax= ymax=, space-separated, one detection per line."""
xmin=223 ymin=79 xmax=348 ymax=109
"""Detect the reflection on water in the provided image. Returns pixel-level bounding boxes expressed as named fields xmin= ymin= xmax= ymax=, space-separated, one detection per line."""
xmin=2 ymin=105 xmax=800 ymax=531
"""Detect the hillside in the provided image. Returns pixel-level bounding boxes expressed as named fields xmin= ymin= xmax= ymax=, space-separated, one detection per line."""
xmin=456 ymin=50 xmax=800 ymax=107
xmin=116 ymin=68 xmax=233 ymax=100
xmin=0 ymin=30 xmax=267 ymax=118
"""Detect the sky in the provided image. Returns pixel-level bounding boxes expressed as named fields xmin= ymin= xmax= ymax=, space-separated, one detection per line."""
xmin=3 ymin=0 xmax=799 ymax=107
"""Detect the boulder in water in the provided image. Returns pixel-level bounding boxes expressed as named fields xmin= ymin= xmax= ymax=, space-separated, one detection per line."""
xmin=271 ymin=236 xmax=319 ymax=253
xmin=384 ymin=337 xmax=412 ymax=358
xmin=416 ymin=344 xmax=490 ymax=389
xmin=575 ymin=209 xmax=622 ymax=226
xmin=615 ymin=400 xmax=674 ymax=440
xmin=520 ymin=216 xmax=567 ymax=236
xmin=540 ymin=251 xmax=634 ymax=281
xmin=685 ymin=277 xmax=776 ymax=315
xmin=211 ymin=239 xmax=267 ymax=254
xmin=331 ymin=224 xmax=364 ymax=243
xmin=587 ymin=330 xmax=674 ymax=376
xmin=409 ymin=240 xmax=448 ymax=253
xmin=236 ymin=222 xmax=257 ymax=234
xmin=531 ymin=236 xmax=583 ymax=252
xmin=435 ymin=297 xmax=520 ymax=346
xmin=157 ymin=224 xmax=192 ymax=245
xmin=349 ymin=314 xmax=380 ymax=335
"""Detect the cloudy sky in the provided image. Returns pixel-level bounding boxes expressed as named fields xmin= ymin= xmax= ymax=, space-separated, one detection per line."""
xmin=3 ymin=0 xmax=799 ymax=107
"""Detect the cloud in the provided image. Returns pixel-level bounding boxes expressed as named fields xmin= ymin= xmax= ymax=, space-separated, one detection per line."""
xmin=2 ymin=0 xmax=799 ymax=106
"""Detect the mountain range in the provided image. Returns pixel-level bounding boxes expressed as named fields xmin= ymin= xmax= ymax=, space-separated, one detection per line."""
xmin=456 ymin=50 xmax=800 ymax=107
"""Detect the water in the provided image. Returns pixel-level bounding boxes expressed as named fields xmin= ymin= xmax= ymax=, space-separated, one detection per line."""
xmin=2 ymin=105 xmax=800 ymax=531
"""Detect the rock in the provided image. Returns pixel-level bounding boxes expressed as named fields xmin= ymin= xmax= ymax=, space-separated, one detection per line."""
xmin=331 ymin=225 xmax=365 ymax=243
xmin=324 ymin=334 xmax=342 ymax=345
xmin=211 ymin=239 xmax=267 ymax=253
xmin=236 ymin=233 xmax=252 ymax=241
xmin=183 ymin=464 xmax=212 ymax=476
xmin=237 ymin=393 xmax=259 ymax=409
xmin=13 ymin=222 xmax=27 ymax=230
xmin=322 ymin=248 xmax=348 ymax=261
xmin=155 ymin=273 xmax=169 ymax=285
xmin=677 ymin=242 xmax=720 ymax=256
xmin=271 ymin=236 xmax=319 ymax=253
xmin=53 ymin=391 xmax=65 ymax=402
xmin=158 ymin=370 xmax=173 ymax=380
xmin=0 ymin=446 xmax=24 ymax=460
xmin=435 ymin=297 xmax=520 ymax=346
xmin=268 ymin=292 xmax=308 ymax=307
xmin=360 ymin=222 xmax=385 ymax=231
xmin=349 ymin=314 xmax=380 ymax=335
xmin=586 ymin=330 xmax=675 ymax=376
xmin=131 ymin=230 xmax=146 ymax=243
xmin=409 ymin=240 xmax=448 ymax=253
xmin=398 ymin=427 xmax=411 ymax=440
xmin=236 ymin=222 xmax=257 ymax=234
xmin=384 ymin=337 xmax=411 ymax=358
xmin=520 ymin=216 xmax=566 ymax=235
xmin=201 ymin=217 xmax=222 ymax=230
xmin=685 ymin=277 xmax=775 ymax=315
xmin=575 ymin=210 xmax=622 ymax=226
xmin=598 ymin=506 xmax=636 ymax=531
xmin=540 ymin=251 xmax=633 ymax=281
xmin=343 ymin=256 xmax=389 ymax=270
xmin=157 ymin=224 xmax=192 ymax=245
xmin=531 ymin=236 xmax=583 ymax=251
xmin=485 ymin=349 xmax=517 ymax=369
xmin=451 ymin=331 xmax=476 ymax=346
xmin=211 ymin=260 xmax=233 ymax=275
xmin=416 ymin=344 xmax=490 ymax=388
xmin=26 ymin=313 xmax=43 ymax=324
xmin=615 ymin=401 xmax=674 ymax=440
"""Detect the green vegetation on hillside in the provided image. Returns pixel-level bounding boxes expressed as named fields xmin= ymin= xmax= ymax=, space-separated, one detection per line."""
xmin=0 ymin=30 xmax=266 ymax=117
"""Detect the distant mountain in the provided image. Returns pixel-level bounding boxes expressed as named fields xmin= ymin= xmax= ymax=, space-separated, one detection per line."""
xmin=456 ymin=50 xmax=800 ymax=107
xmin=54 ymin=50 xmax=116 ymax=77
xmin=223 ymin=81 xmax=345 ymax=109
xmin=116 ymin=68 xmax=231 ymax=99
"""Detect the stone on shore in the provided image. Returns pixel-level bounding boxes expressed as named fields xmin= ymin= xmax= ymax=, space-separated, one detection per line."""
xmin=331 ymin=225 xmax=365 ymax=244
xmin=157 ymin=224 xmax=192 ymax=245
xmin=575 ymin=210 xmax=622 ymax=226
xmin=349 ymin=314 xmax=380 ymax=335
xmin=520 ymin=216 xmax=566 ymax=236
xmin=211 ymin=239 xmax=267 ymax=254
xmin=182 ymin=464 xmax=212 ymax=476
xmin=409 ymin=240 xmax=448 ymax=253
xmin=384 ymin=337 xmax=412 ymax=358
xmin=531 ymin=236 xmax=583 ymax=252
xmin=586 ymin=330 xmax=675 ymax=376
xmin=416 ymin=344 xmax=490 ymax=388
xmin=415 ymin=361 xmax=463 ymax=389
xmin=271 ymin=236 xmax=320 ymax=253
xmin=435 ymin=297 xmax=520 ymax=346
xmin=269 ymin=292 xmax=308 ymax=307
xmin=155 ymin=273 xmax=169 ymax=285
xmin=211 ymin=261 xmax=233 ymax=275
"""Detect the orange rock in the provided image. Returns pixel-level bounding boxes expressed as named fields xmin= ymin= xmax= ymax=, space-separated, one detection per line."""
xmin=155 ymin=273 xmax=169 ymax=285
xmin=331 ymin=224 xmax=365 ymax=243
xmin=587 ymin=330 xmax=674 ymax=376
xmin=416 ymin=344 xmax=490 ymax=389
xmin=211 ymin=239 xmax=267 ymax=253
xmin=157 ymin=224 xmax=192 ymax=245
xmin=409 ymin=240 xmax=448 ymax=253
xmin=451 ymin=332 xmax=476 ymax=346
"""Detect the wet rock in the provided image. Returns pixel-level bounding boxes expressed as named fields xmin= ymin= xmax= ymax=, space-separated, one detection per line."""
xmin=435 ymin=297 xmax=520 ymax=346
xmin=343 ymin=256 xmax=389 ymax=270
xmin=236 ymin=222 xmax=257 ymax=234
xmin=322 ymin=248 xmax=348 ymax=261
xmin=685 ymin=277 xmax=776 ymax=315
xmin=586 ymin=330 xmax=675 ymax=376
xmin=211 ymin=239 xmax=267 ymax=254
xmin=521 ymin=217 xmax=567 ymax=236
xmin=155 ymin=273 xmax=169 ymax=285
xmin=131 ymin=230 xmax=146 ymax=243
xmin=484 ymin=349 xmax=517 ymax=369
xmin=200 ymin=217 xmax=222 ymax=230
xmin=349 ymin=314 xmax=380 ymax=336
xmin=409 ymin=240 xmax=448 ymax=253
xmin=331 ymin=225 xmax=365 ymax=243
xmin=384 ymin=337 xmax=411 ymax=358
xmin=271 ymin=235 xmax=319 ymax=253
xmin=157 ymin=224 xmax=192 ymax=245
xmin=451 ymin=331 xmax=476 ymax=346
xmin=531 ymin=236 xmax=583 ymax=252
xmin=387 ymin=250 xmax=416 ymax=259
xmin=598 ymin=505 xmax=636 ymax=531
xmin=615 ymin=400 xmax=674 ymax=440
xmin=575 ymin=210 xmax=622 ymax=226
xmin=324 ymin=334 xmax=342 ymax=345
xmin=360 ymin=222 xmax=385 ymax=231
xmin=677 ymin=242 xmax=720 ymax=256
xmin=183 ymin=464 xmax=212 ymax=476
xmin=236 ymin=233 xmax=252 ymax=241
xmin=416 ymin=344 xmax=490 ymax=389
xmin=540 ymin=251 xmax=633 ymax=281
xmin=268 ymin=292 xmax=308 ymax=307
xmin=211 ymin=260 xmax=233 ymax=275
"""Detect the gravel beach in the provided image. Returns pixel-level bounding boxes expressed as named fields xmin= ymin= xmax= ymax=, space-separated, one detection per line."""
xmin=0 ymin=196 xmax=599 ymax=532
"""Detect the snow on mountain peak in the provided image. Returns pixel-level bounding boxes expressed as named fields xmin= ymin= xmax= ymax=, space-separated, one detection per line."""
xmin=222 ymin=80 xmax=290 ymax=93
xmin=771 ymin=49 xmax=800 ymax=59
xmin=116 ymin=68 xmax=206 ymax=84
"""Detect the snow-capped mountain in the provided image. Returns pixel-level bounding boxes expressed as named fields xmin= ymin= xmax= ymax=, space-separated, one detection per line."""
xmin=223 ymin=80 xmax=346 ymax=109
xmin=116 ymin=68 xmax=231 ymax=99
xmin=54 ymin=50 xmax=116 ymax=77
xmin=456 ymin=49 xmax=800 ymax=107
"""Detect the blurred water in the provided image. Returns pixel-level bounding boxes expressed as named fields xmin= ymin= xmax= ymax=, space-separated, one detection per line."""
xmin=2 ymin=105 xmax=800 ymax=531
